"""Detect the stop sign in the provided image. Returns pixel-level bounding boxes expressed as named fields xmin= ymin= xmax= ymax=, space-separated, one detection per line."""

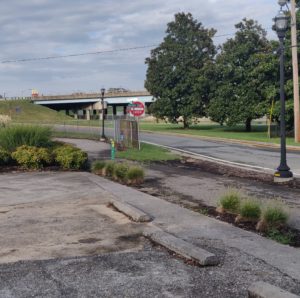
xmin=128 ymin=101 xmax=145 ymax=117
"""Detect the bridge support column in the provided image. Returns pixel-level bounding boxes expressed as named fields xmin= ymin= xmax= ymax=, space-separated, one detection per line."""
xmin=86 ymin=109 xmax=90 ymax=120
xmin=123 ymin=106 xmax=127 ymax=115
xmin=113 ymin=106 xmax=117 ymax=116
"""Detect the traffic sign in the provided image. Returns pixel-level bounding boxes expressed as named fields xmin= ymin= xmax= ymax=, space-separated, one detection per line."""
xmin=127 ymin=101 xmax=145 ymax=117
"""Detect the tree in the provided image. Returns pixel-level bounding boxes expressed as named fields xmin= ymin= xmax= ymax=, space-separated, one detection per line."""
xmin=145 ymin=13 xmax=216 ymax=128
xmin=208 ymin=19 xmax=274 ymax=132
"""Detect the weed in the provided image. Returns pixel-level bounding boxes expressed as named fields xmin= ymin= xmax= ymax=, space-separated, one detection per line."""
xmin=267 ymin=228 xmax=295 ymax=245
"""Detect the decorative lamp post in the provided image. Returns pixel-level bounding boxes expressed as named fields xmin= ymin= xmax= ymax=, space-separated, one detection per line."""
xmin=274 ymin=7 xmax=293 ymax=180
xmin=100 ymin=88 xmax=106 ymax=140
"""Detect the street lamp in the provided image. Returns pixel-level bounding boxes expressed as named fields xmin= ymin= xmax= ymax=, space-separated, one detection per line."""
xmin=274 ymin=8 xmax=293 ymax=181
xmin=100 ymin=88 xmax=106 ymax=140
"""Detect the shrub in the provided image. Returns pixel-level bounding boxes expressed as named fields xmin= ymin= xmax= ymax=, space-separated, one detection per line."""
xmin=127 ymin=166 xmax=145 ymax=185
xmin=12 ymin=145 xmax=52 ymax=169
xmin=0 ymin=147 xmax=11 ymax=165
xmin=262 ymin=204 xmax=288 ymax=228
xmin=105 ymin=161 xmax=116 ymax=177
xmin=92 ymin=160 xmax=106 ymax=175
xmin=53 ymin=145 xmax=87 ymax=169
xmin=219 ymin=189 xmax=241 ymax=213
xmin=239 ymin=200 xmax=261 ymax=220
xmin=0 ymin=125 xmax=52 ymax=151
xmin=114 ymin=163 xmax=129 ymax=181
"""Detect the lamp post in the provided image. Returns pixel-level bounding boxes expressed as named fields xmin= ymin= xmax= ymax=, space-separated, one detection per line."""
xmin=100 ymin=88 xmax=106 ymax=140
xmin=274 ymin=7 xmax=293 ymax=181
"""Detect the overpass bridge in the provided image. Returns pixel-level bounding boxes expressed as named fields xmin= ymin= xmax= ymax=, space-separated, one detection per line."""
xmin=32 ymin=91 xmax=154 ymax=119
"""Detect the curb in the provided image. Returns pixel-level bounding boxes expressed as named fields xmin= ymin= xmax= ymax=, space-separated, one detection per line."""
xmin=110 ymin=199 xmax=153 ymax=223
xmin=143 ymin=227 xmax=219 ymax=266
xmin=248 ymin=282 xmax=300 ymax=298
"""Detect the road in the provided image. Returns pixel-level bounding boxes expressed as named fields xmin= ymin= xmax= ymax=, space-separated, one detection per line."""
xmin=55 ymin=124 xmax=300 ymax=176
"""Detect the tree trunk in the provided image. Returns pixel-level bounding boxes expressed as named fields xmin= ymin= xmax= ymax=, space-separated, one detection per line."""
xmin=183 ymin=117 xmax=189 ymax=129
xmin=245 ymin=118 xmax=252 ymax=132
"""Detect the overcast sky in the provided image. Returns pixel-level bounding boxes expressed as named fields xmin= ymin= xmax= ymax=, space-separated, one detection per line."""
xmin=0 ymin=0 xmax=279 ymax=97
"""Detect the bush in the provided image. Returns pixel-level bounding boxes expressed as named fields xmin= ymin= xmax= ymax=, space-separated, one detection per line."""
xmin=0 ymin=147 xmax=11 ymax=165
xmin=219 ymin=189 xmax=241 ymax=213
xmin=105 ymin=161 xmax=116 ymax=177
xmin=0 ymin=125 xmax=52 ymax=151
xmin=12 ymin=145 xmax=52 ymax=169
xmin=92 ymin=160 xmax=106 ymax=175
xmin=262 ymin=204 xmax=288 ymax=227
xmin=239 ymin=200 xmax=261 ymax=220
xmin=114 ymin=163 xmax=129 ymax=181
xmin=53 ymin=145 xmax=87 ymax=169
xmin=127 ymin=166 xmax=145 ymax=185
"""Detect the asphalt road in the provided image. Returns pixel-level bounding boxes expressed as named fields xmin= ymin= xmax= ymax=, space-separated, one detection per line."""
xmin=56 ymin=124 xmax=300 ymax=176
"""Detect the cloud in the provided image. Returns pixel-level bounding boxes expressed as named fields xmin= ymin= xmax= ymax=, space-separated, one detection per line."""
xmin=0 ymin=0 xmax=278 ymax=96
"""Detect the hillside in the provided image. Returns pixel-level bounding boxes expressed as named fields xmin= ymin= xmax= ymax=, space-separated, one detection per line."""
xmin=0 ymin=100 xmax=71 ymax=123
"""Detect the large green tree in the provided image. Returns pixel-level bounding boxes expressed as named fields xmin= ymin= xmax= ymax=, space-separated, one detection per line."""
xmin=208 ymin=19 xmax=274 ymax=131
xmin=145 ymin=13 xmax=216 ymax=128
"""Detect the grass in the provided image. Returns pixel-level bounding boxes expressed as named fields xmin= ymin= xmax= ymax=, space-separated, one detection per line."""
xmin=239 ymin=199 xmax=261 ymax=220
xmin=219 ymin=189 xmax=241 ymax=213
xmin=139 ymin=122 xmax=300 ymax=146
xmin=0 ymin=100 xmax=71 ymax=123
xmin=262 ymin=204 xmax=289 ymax=227
xmin=116 ymin=143 xmax=179 ymax=162
xmin=0 ymin=125 xmax=52 ymax=151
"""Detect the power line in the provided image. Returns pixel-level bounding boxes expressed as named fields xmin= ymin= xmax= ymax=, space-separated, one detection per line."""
xmin=1 ymin=44 xmax=159 ymax=64
xmin=0 ymin=28 xmax=276 ymax=64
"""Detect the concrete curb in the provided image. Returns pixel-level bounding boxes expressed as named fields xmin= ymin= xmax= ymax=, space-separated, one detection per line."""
xmin=143 ymin=227 xmax=219 ymax=266
xmin=110 ymin=199 xmax=153 ymax=222
xmin=248 ymin=282 xmax=300 ymax=298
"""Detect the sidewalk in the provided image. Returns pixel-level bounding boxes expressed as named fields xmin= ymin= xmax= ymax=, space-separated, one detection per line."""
xmin=89 ymin=174 xmax=300 ymax=282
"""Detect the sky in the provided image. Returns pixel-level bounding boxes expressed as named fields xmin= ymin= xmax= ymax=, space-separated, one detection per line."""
xmin=0 ymin=0 xmax=279 ymax=97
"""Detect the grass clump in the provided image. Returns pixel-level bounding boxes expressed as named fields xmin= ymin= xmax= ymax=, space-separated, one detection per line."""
xmin=92 ymin=160 xmax=106 ymax=175
xmin=114 ymin=163 xmax=129 ymax=181
xmin=127 ymin=166 xmax=145 ymax=185
xmin=239 ymin=200 xmax=261 ymax=220
xmin=105 ymin=161 xmax=116 ymax=177
xmin=0 ymin=125 xmax=52 ymax=151
xmin=262 ymin=204 xmax=288 ymax=227
xmin=12 ymin=145 xmax=52 ymax=169
xmin=219 ymin=189 xmax=241 ymax=213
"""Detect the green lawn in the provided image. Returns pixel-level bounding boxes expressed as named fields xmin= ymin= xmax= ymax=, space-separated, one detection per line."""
xmin=139 ymin=122 xmax=299 ymax=146
xmin=116 ymin=143 xmax=180 ymax=162
xmin=0 ymin=100 xmax=71 ymax=123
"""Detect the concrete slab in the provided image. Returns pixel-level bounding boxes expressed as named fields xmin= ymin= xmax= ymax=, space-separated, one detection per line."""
xmin=248 ymin=281 xmax=300 ymax=298
xmin=110 ymin=199 xmax=153 ymax=222
xmin=144 ymin=227 xmax=219 ymax=266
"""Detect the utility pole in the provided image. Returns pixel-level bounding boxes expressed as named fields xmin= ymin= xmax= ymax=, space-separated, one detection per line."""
xmin=290 ymin=0 xmax=300 ymax=142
